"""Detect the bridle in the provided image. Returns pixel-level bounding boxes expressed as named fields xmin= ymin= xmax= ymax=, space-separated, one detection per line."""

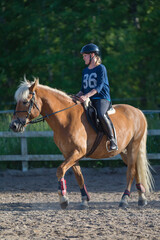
xmin=14 ymin=91 xmax=79 ymax=126
xmin=14 ymin=91 xmax=40 ymax=126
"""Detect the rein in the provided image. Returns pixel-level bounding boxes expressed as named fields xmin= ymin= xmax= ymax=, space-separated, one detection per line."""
xmin=14 ymin=91 xmax=80 ymax=126
xmin=28 ymin=102 xmax=79 ymax=125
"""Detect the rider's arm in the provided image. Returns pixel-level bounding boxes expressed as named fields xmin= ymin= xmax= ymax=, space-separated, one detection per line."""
xmin=76 ymin=91 xmax=84 ymax=97
xmin=79 ymin=89 xmax=97 ymax=102
xmin=84 ymin=89 xmax=97 ymax=98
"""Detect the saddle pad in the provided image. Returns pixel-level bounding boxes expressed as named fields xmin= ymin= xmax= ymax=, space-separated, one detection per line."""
xmin=108 ymin=108 xmax=116 ymax=115
xmin=85 ymin=98 xmax=116 ymax=115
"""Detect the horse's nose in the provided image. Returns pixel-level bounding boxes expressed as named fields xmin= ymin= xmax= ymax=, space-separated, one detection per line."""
xmin=9 ymin=120 xmax=25 ymax=132
xmin=9 ymin=121 xmax=18 ymax=132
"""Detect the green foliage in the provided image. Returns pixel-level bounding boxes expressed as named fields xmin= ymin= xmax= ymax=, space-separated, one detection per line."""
xmin=0 ymin=0 xmax=159 ymax=109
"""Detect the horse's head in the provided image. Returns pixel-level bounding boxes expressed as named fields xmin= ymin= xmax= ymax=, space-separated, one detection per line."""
xmin=9 ymin=77 xmax=41 ymax=132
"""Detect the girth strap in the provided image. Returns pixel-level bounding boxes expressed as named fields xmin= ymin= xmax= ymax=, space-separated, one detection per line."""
xmin=86 ymin=131 xmax=104 ymax=157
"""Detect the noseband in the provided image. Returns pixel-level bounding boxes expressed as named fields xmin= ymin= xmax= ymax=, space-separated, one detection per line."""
xmin=14 ymin=91 xmax=40 ymax=126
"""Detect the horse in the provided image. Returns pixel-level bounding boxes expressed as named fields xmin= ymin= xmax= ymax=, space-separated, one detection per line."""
xmin=9 ymin=78 xmax=154 ymax=209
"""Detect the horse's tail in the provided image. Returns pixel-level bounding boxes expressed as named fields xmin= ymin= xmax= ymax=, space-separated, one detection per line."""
xmin=136 ymin=115 xmax=154 ymax=193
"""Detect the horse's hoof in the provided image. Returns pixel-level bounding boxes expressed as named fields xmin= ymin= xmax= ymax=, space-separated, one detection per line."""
xmin=119 ymin=200 xmax=128 ymax=208
xmin=59 ymin=195 xmax=69 ymax=209
xmin=80 ymin=200 xmax=89 ymax=209
xmin=138 ymin=199 xmax=147 ymax=206
xmin=60 ymin=199 xmax=69 ymax=209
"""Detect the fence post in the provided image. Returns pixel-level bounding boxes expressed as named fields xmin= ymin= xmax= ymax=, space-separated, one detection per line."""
xmin=21 ymin=137 xmax=28 ymax=172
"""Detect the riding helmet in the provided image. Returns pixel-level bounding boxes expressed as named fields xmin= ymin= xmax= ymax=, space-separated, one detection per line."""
xmin=80 ymin=43 xmax=100 ymax=55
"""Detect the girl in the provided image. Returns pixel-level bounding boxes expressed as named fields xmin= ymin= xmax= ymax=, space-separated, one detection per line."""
xmin=75 ymin=43 xmax=117 ymax=151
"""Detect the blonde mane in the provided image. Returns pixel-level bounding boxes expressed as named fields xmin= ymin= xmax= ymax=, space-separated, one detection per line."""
xmin=15 ymin=78 xmax=71 ymax=102
xmin=15 ymin=79 xmax=32 ymax=102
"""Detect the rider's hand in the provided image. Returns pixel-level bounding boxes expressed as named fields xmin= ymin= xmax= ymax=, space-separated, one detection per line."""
xmin=78 ymin=95 xmax=88 ymax=103
xmin=72 ymin=95 xmax=80 ymax=103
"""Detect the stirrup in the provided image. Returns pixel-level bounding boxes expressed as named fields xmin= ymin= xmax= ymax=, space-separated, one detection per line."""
xmin=106 ymin=140 xmax=118 ymax=152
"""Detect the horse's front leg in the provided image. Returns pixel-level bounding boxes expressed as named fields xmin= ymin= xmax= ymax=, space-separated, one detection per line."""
xmin=56 ymin=150 xmax=84 ymax=209
xmin=72 ymin=163 xmax=90 ymax=208
xmin=57 ymin=177 xmax=69 ymax=209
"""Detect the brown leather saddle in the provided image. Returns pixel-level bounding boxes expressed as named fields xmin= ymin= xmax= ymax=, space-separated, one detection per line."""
xmin=83 ymin=99 xmax=115 ymax=133
xmin=82 ymin=99 xmax=116 ymax=156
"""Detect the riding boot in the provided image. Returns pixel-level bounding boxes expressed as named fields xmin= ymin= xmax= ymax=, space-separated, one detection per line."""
xmin=101 ymin=114 xmax=118 ymax=151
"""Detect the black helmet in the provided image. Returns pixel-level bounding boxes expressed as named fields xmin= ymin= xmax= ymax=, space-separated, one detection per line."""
xmin=80 ymin=43 xmax=100 ymax=55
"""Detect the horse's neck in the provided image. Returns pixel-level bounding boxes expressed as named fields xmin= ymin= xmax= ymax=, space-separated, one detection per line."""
xmin=37 ymin=86 xmax=73 ymax=129
xmin=38 ymin=86 xmax=69 ymax=111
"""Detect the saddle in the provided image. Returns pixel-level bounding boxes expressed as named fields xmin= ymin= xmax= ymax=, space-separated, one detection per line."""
xmin=83 ymin=98 xmax=116 ymax=134
xmin=82 ymin=98 xmax=117 ymax=156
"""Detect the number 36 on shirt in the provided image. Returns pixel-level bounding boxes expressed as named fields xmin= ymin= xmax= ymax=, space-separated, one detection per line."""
xmin=83 ymin=73 xmax=97 ymax=89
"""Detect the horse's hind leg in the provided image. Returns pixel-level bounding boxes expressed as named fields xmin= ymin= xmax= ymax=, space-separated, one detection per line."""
xmin=135 ymin=175 xmax=147 ymax=206
xmin=119 ymin=152 xmax=131 ymax=208
xmin=135 ymin=158 xmax=148 ymax=206
xmin=119 ymin=142 xmax=139 ymax=208
xmin=72 ymin=163 xmax=90 ymax=208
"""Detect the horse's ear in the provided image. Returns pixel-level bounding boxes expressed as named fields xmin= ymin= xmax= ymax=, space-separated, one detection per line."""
xmin=29 ymin=78 xmax=39 ymax=93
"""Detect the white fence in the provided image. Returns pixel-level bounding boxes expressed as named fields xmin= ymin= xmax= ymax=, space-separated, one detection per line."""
xmin=0 ymin=130 xmax=160 ymax=172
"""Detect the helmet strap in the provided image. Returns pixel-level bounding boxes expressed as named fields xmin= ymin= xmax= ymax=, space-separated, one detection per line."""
xmin=88 ymin=53 xmax=94 ymax=66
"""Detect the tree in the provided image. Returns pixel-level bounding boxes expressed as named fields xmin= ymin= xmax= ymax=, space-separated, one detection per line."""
xmin=0 ymin=0 xmax=159 ymax=109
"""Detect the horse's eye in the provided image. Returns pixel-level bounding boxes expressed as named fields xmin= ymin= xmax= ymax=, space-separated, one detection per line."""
xmin=23 ymin=101 xmax=29 ymax=105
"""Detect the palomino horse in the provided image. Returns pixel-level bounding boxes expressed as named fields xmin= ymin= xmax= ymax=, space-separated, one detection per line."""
xmin=10 ymin=78 xmax=154 ymax=209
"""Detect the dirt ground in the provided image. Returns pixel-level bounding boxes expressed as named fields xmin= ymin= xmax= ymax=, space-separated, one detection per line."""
xmin=0 ymin=165 xmax=160 ymax=240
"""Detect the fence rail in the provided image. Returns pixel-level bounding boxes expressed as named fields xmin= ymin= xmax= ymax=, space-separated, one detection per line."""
xmin=1 ymin=109 xmax=160 ymax=114
xmin=0 ymin=130 xmax=159 ymax=172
